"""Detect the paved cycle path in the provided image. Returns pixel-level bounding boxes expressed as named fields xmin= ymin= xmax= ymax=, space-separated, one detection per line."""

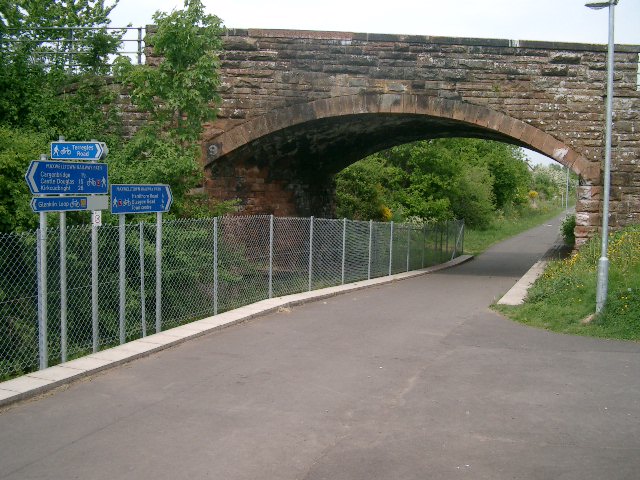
xmin=1 ymin=215 xmax=639 ymax=480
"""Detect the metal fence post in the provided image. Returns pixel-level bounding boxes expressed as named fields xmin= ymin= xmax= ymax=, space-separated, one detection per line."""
xmin=91 ymin=213 xmax=99 ymax=353
xmin=388 ymin=221 xmax=394 ymax=276
xmin=341 ymin=218 xmax=347 ymax=285
xmin=368 ymin=220 xmax=373 ymax=280
xmin=139 ymin=222 xmax=146 ymax=337
xmin=451 ymin=220 xmax=465 ymax=261
xmin=137 ymin=27 xmax=143 ymax=65
xmin=446 ymin=220 xmax=450 ymax=259
xmin=308 ymin=216 xmax=314 ymax=291
xmin=421 ymin=224 xmax=426 ymax=269
xmin=269 ymin=215 xmax=274 ymax=299
xmin=37 ymin=212 xmax=48 ymax=369
xmin=67 ymin=28 xmax=74 ymax=72
xmin=213 ymin=217 xmax=218 ymax=315
xmin=60 ymin=212 xmax=67 ymax=363
xmin=155 ymin=212 xmax=162 ymax=333
xmin=118 ymin=214 xmax=126 ymax=344
xmin=406 ymin=225 xmax=411 ymax=272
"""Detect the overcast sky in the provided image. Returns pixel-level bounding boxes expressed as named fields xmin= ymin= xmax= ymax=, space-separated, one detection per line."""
xmin=110 ymin=0 xmax=639 ymax=45
xmin=109 ymin=0 xmax=640 ymax=165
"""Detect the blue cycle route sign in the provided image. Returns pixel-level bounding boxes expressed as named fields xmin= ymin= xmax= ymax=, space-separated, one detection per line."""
xmin=110 ymin=184 xmax=173 ymax=214
xmin=25 ymin=160 xmax=108 ymax=195
xmin=50 ymin=141 xmax=106 ymax=160
xmin=31 ymin=195 xmax=109 ymax=213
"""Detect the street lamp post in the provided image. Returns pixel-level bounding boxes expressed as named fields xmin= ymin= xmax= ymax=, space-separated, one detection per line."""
xmin=586 ymin=0 xmax=617 ymax=314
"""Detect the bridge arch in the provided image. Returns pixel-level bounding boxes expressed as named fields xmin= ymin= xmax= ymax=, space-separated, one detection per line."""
xmin=203 ymin=93 xmax=598 ymax=218
xmin=205 ymin=94 xmax=597 ymax=181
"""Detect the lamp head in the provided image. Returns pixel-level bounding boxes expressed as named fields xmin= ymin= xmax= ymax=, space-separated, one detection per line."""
xmin=585 ymin=0 xmax=619 ymax=9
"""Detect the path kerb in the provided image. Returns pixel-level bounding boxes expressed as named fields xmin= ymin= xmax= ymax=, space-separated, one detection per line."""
xmin=497 ymin=260 xmax=549 ymax=306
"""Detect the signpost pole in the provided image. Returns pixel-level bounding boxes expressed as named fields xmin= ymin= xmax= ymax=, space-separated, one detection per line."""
xmin=60 ymin=212 xmax=68 ymax=363
xmin=139 ymin=222 xmax=146 ymax=337
xmin=109 ymin=184 xmax=172 ymax=331
xmin=91 ymin=212 xmax=99 ymax=353
xmin=37 ymin=212 xmax=48 ymax=370
xmin=118 ymin=214 xmax=126 ymax=344
xmin=155 ymin=212 xmax=162 ymax=333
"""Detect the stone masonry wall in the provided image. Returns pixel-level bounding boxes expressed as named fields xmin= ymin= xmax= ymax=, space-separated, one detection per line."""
xmin=152 ymin=29 xmax=640 ymax=244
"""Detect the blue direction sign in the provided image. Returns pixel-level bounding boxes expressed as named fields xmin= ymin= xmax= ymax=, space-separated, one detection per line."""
xmin=31 ymin=195 xmax=109 ymax=213
xmin=50 ymin=141 xmax=106 ymax=160
xmin=110 ymin=184 xmax=173 ymax=214
xmin=25 ymin=160 xmax=108 ymax=195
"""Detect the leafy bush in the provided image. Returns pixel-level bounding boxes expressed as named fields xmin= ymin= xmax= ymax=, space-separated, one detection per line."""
xmin=0 ymin=127 xmax=48 ymax=232
xmin=561 ymin=214 xmax=576 ymax=246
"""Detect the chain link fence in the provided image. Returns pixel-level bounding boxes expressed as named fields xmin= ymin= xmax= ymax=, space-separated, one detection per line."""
xmin=0 ymin=216 xmax=464 ymax=380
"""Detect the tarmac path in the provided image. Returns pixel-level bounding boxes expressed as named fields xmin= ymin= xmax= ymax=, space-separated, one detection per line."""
xmin=1 ymin=214 xmax=639 ymax=479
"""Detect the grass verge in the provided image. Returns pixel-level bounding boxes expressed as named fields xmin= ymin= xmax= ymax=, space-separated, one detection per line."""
xmin=495 ymin=225 xmax=640 ymax=342
xmin=464 ymin=202 xmax=567 ymax=255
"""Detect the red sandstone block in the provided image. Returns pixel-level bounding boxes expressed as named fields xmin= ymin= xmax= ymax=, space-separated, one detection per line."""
xmin=402 ymin=94 xmax=418 ymax=114
xmin=576 ymin=199 xmax=600 ymax=213
xmin=379 ymin=94 xmax=402 ymax=113
xmin=508 ymin=119 xmax=528 ymax=140
xmin=473 ymin=106 xmax=492 ymax=128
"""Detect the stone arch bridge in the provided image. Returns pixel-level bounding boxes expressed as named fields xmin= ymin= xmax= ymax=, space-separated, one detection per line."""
xmin=190 ymin=29 xmax=639 ymax=245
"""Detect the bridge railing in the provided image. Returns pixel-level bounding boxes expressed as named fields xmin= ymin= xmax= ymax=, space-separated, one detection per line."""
xmin=0 ymin=26 xmax=145 ymax=72
xmin=0 ymin=215 xmax=464 ymax=380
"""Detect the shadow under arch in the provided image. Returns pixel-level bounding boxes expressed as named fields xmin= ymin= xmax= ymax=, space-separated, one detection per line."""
xmin=204 ymin=93 xmax=599 ymax=183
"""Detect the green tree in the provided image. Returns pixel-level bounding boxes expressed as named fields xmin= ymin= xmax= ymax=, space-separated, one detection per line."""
xmin=386 ymin=139 xmax=498 ymax=227
xmin=336 ymin=138 xmax=530 ymax=229
xmin=0 ymin=0 xmax=122 ymax=130
xmin=0 ymin=1 xmax=124 ymax=231
xmin=335 ymin=155 xmax=403 ymax=220
xmin=112 ymin=0 xmax=225 ymax=217
xmin=0 ymin=126 xmax=48 ymax=232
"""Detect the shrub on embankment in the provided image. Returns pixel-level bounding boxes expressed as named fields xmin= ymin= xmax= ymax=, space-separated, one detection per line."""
xmin=497 ymin=225 xmax=640 ymax=341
